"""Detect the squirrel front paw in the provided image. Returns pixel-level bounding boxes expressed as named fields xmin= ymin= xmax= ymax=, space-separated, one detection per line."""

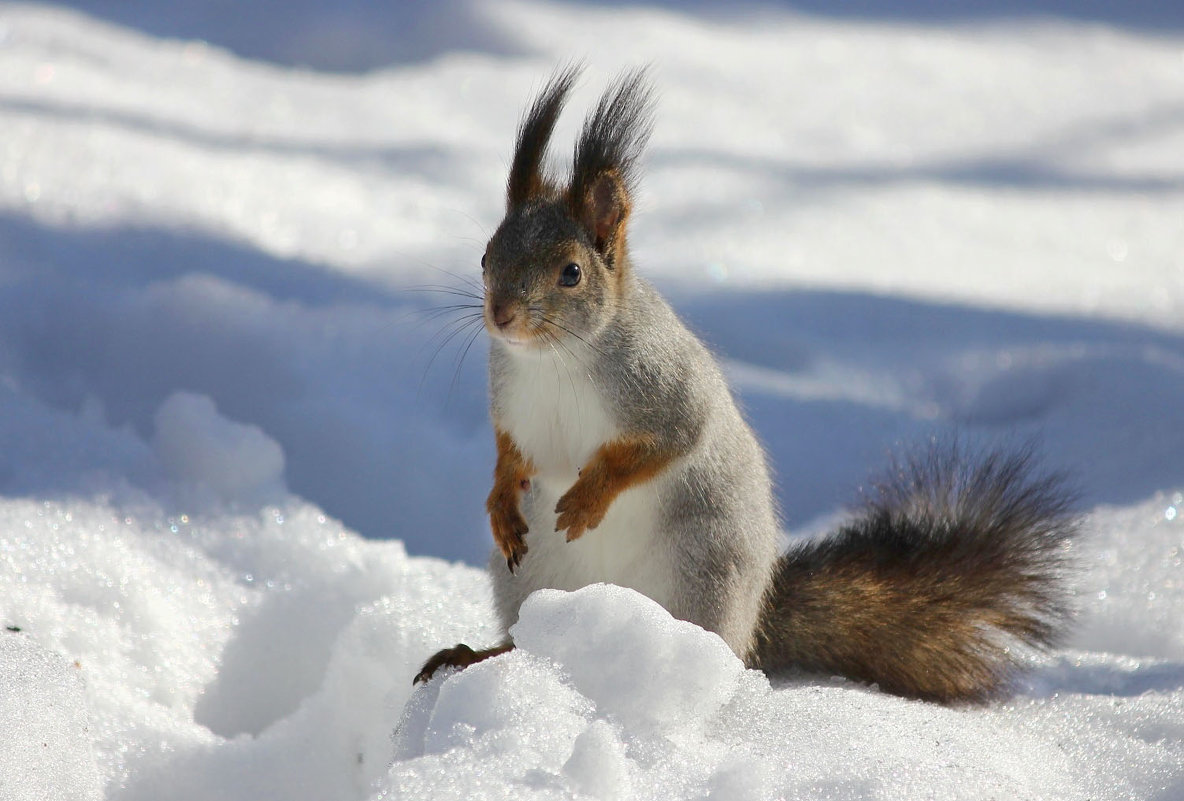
xmin=489 ymin=496 xmax=529 ymax=571
xmin=554 ymin=481 xmax=610 ymax=542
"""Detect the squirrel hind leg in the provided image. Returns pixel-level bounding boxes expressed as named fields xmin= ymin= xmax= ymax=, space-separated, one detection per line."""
xmin=413 ymin=642 xmax=514 ymax=685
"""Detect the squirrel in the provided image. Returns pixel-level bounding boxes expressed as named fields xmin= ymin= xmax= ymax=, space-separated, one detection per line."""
xmin=414 ymin=66 xmax=1078 ymax=703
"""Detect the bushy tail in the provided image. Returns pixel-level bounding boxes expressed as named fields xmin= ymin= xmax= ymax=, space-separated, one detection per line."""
xmin=752 ymin=446 xmax=1079 ymax=703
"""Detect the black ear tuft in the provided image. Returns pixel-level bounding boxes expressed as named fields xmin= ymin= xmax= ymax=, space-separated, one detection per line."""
xmin=506 ymin=64 xmax=583 ymax=209
xmin=568 ymin=68 xmax=655 ymax=257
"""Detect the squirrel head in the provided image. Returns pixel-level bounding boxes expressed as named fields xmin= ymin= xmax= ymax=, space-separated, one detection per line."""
xmin=481 ymin=66 xmax=654 ymax=350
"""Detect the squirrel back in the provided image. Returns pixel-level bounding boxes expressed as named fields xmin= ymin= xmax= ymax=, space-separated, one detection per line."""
xmin=416 ymin=67 xmax=1079 ymax=703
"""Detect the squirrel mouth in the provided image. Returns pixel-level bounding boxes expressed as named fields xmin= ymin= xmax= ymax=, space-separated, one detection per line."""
xmin=485 ymin=320 xmax=539 ymax=348
xmin=484 ymin=302 xmax=553 ymax=349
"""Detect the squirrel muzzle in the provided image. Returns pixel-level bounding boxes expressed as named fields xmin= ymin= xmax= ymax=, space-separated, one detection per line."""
xmin=489 ymin=299 xmax=517 ymax=330
xmin=485 ymin=291 xmax=534 ymax=345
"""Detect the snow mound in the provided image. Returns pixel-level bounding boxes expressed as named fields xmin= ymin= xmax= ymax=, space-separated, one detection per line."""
xmin=0 ymin=493 xmax=498 ymax=800
xmin=388 ymin=584 xmax=1087 ymax=800
xmin=0 ymin=635 xmax=102 ymax=801
xmin=512 ymin=585 xmax=745 ymax=733
xmin=1 ymin=490 xmax=1181 ymax=800
xmin=152 ymin=391 xmax=287 ymax=507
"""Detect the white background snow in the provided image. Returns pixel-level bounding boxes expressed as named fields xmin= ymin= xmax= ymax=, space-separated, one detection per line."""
xmin=1 ymin=0 xmax=1182 ymax=798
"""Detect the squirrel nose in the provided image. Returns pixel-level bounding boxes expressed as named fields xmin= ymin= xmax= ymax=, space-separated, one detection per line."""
xmin=490 ymin=301 xmax=517 ymax=328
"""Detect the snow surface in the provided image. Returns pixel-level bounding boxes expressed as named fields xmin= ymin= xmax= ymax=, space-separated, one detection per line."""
xmin=1 ymin=1 xmax=1182 ymax=799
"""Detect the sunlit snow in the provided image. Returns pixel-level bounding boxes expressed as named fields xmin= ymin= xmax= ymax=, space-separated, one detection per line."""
xmin=1 ymin=2 xmax=1182 ymax=799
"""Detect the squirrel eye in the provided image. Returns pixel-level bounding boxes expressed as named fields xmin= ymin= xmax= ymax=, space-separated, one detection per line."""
xmin=480 ymin=254 xmax=487 ymax=272
xmin=559 ymin=263 xmax=582 ymax=287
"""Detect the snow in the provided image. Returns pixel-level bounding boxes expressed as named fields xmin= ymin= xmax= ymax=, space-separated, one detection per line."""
xmin=1 ymin=636 xmax=102 ymax=800
xmin=152 ymin=392 xmax=287 ymax=507
xmin=0 ymin=1 xmax=1182 ymax=799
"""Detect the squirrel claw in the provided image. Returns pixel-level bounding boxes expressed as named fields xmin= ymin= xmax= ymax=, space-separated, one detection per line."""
xmin=489 ymin=503 xmax=529 ymax=573
xmin=500 ymin=537 xmax=527 ymax=573
xmin=413 ymin=643 xmax=476 ymax=685
xmin=505 ymin=548 xmax=525 ymax=573
xmin=554 ymin=493 xmax=603 ymax=541
xmin=414 ymin=642 xmax=515 ymax=685
xmin=558 ymin=520 xmax=587 ymax=539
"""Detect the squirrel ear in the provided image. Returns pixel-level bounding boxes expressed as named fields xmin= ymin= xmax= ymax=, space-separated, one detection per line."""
xmin=506 ymin=67 xmax=581 ymax=209
xmin=577 ymin=170 xmax=630 ymax=262
xmin=567 ymin=68 xmax=653 ymax=265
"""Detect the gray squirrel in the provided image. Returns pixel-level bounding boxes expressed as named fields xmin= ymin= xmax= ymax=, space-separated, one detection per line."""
xmin=415 ymin=67 xmax=1078 ymax=703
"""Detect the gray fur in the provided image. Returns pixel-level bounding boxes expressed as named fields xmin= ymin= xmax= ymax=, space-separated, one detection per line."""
xmin=488 ymin=273 xmax=779 ymax=658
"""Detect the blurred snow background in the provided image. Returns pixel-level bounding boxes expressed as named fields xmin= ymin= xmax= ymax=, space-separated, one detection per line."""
xmin=0 ymin=1 xmax=1181 ymax=799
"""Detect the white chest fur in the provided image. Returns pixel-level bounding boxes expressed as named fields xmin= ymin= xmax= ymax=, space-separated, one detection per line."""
xmin=495 ymin=342 xmax=617 ymax=480
xmin=490 ymin=340 xmax=678 ymax=618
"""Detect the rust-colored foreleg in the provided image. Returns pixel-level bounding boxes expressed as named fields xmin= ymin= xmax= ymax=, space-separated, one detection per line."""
xmin=554 ymin=434 xmax=677 ymax=541
xmin=486 ymin=428 xmax=536 ymax=571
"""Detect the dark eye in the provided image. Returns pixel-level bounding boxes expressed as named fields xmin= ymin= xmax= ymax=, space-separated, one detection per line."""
xmin=480 ymin=254 xmax=487 ymax=273
xmin=559 ymin=263 xmax=581 ymax=287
